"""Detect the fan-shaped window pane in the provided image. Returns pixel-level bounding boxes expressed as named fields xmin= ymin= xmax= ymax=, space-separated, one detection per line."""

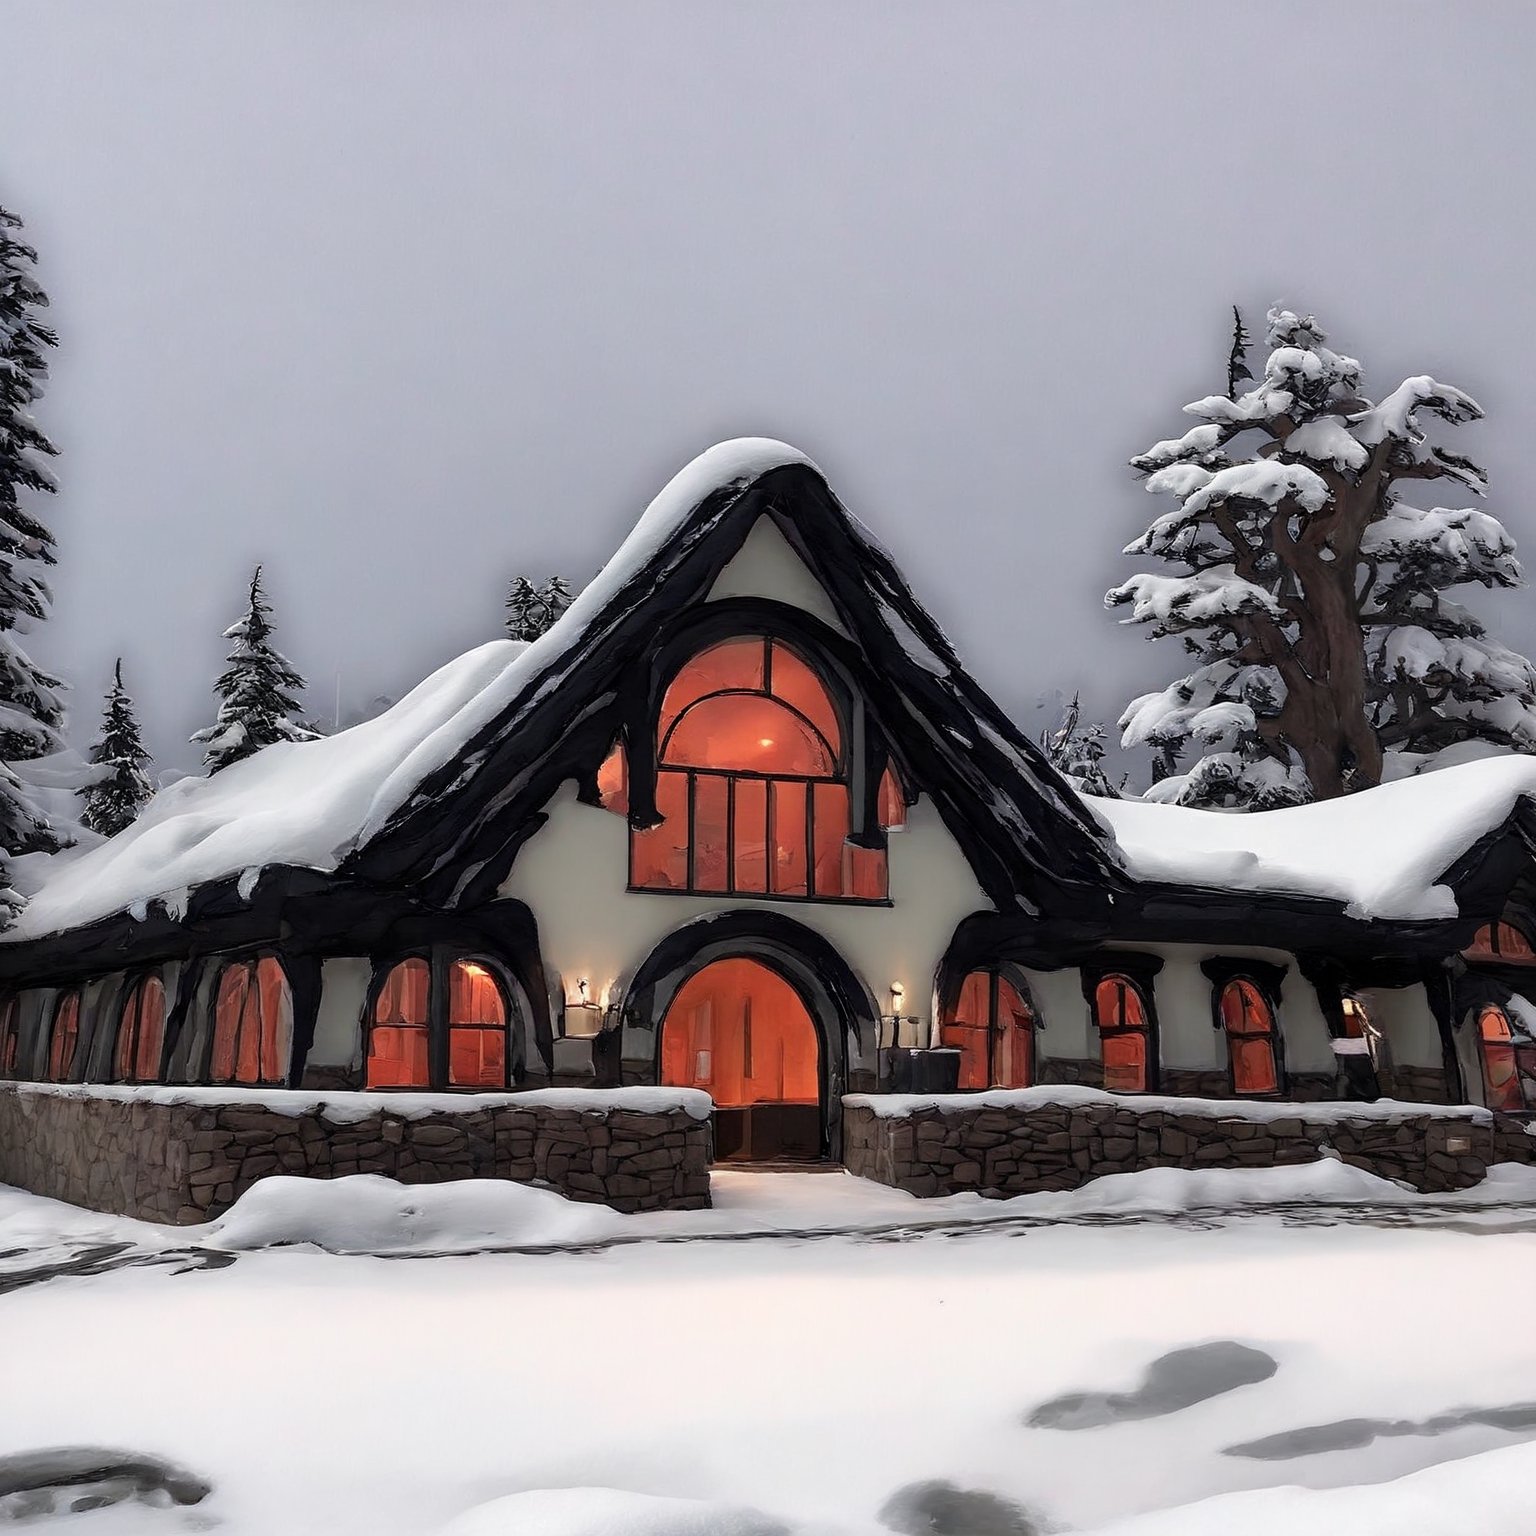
xmin=658 ymin=639 xmax=767 ymax=744
xmin=664 ymin=693 xmax=835 ymax=776
xmin=769 ymin=642 xmax=842 ymax=756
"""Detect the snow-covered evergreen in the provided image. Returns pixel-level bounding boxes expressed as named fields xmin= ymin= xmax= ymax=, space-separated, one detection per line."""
xmin=504 ymin=573 xmax=574 ymax=641
xmin=503 ymin=575 xmax=541 ymax=641
xmin=1109 ymin=307 xmax=1536 ymax=808
xmin=0 ymin=205 xmax=71 ymax=920
xmin=538 ymin=574 xmax=572 ymax=632
xmin=78 ymin=659 xmax=153 ymax=837
xmin=1041 ymin=693 xmax=1120 ymax=798
xmin=192 ymin=566 xmax=316 ymax=773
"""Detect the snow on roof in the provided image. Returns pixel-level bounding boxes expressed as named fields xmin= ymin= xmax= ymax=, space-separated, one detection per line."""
xmin=11 ymin=438 xmax=814 ymax=941
xmin=1089 ymin=753 xmax=1536 ymax=921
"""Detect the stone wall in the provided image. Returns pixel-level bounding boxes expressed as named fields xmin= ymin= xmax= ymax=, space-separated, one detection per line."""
xmin=842 ymin=1089 xmax=1534 ymax=1198
xmin=0 ymin=1083 xmax=712 ymax=1223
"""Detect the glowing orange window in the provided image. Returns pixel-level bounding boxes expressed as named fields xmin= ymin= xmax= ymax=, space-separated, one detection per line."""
xmin=1465 ymin=923 xmax=1536 ymax=965
xmin=448 ymin=960 xmax=508 ymax=1089
xmin=1094 ymin=974 xmax=1151 ymax=1093
xmin=116 ymin=975 xmax=166 ymax=1083
xmin=367 ymin=958 xmax=431 ymax=1089
xmin=0 ymin=997 xmax=18 ymax=1077
xmin=942 ymin=970 xmax=1036 ymax=1090
xmin=212 ymin=957 xmax=291 ymax=1085
xmin=1478 ymin=1004 xmax=1526 ymax=1113
xmin=1220 ymin=978 xmax=1280 ymax=1096
xmin=630 ymin=636 xmax=894 ymax=902
xmin=48 ymin=992 xmax=80 ymax=1082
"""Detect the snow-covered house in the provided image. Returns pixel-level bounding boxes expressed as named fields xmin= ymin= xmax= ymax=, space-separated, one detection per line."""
xmin=2 ymin=439 xmax=1536 ymax=1170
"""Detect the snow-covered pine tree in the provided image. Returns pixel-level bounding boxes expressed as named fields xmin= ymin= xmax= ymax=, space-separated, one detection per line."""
xmin=1108 ymin=307 xmax=1536 ymax=807
xmin=192 ymin=566 xmax=316 ymax=773
xmin=1041 ymin=693 xmax=1120 ymax=798
xmin=537 ymin=575 xmax=572 ymax=633
xmin=0 ymin=205 xmax=70 ymax=918
xmin=79 ymin=659 xmax=153 ymax=836
xmin=504 ymin=575 xmax=541 ymax=642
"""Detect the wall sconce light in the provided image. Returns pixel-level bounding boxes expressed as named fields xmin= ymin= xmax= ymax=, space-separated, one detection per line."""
xmin=880 ymin=981 xmax=922 ymax=1049
xmin=562 ymin=976 xmax=606 ymax=1039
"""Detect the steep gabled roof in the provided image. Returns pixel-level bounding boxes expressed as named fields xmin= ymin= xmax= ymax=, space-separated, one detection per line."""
xmin=6 ymin=439 xmax=1123 ymax=951
xmin=343 ymin=439 xmax=1125 ymax=913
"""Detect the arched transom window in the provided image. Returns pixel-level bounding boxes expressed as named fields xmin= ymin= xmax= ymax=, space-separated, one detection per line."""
xmin=1464 ymin=922 xmax=1536 ymax=965
xmin=1092 ymin=973 xmax=1152 ymax=1094
xmin=365 ymin=957 xmax=511 ymax=1091
xmin=213 ymin=956 xmax=292 ymax=1085
xmin=942 ymin=969 xmax=1038 ymax=1090
xmin=1219 ymin=978 xmax=1281 ymax=1096
xmin=617 ymin=636 xmax=901 ymax=902
xmin=116 ymin=974 xmax=166 ymax=1084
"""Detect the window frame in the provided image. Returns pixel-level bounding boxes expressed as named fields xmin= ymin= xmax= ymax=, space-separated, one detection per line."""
xmin=1079 ymin=954 xmax=1162 ymax=1095
xmin=362 ymin=950 xmax=518 ymax=1093
xmin=1476 ymin=1002 xmax=1529 ymax=1113
xmin=627 ymin=633 xmax=895 ymax=906
xmin=1215 ymin=975 xmax=1285 ymax=1098
xmin=209 ymin=954 xmax=294 ymax=1088
xmin=940 ymin=966 xmax=1040 ymax=1091
xmin=114 ymin=972 xmax=167 ymax=1085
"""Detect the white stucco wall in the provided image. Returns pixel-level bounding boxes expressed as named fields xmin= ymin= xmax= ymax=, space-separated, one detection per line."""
xmin=1021 ymin=966 xmax=1090 ymax=1063
xmin=500 ymin=784 xmax=991 ymax=1044
xmin=1356 ymin=984 xmax=1443 ymax=1068
xmin=704 ymin=515 xmax=850 ymax=634
xmin=311 ymin=957 xmax=372 ymax=1070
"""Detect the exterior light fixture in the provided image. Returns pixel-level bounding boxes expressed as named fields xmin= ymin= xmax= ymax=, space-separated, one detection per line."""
xmin=562 ymin=975 xmax=605 ymax=1039
xmin=880 ymin=981 xmax=921 ymax=1049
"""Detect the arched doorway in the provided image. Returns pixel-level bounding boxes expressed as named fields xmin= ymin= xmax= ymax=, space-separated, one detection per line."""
xmin=659 ymin=956 xmax=823 ymax=1162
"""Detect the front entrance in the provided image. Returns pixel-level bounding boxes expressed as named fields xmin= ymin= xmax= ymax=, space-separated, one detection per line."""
xmin=659 ymin=956 xmax=822 ymax=1162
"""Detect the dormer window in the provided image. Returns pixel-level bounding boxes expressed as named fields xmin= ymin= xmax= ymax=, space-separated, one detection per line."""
xmin=619 ymin=636 xmax=900 ymax=903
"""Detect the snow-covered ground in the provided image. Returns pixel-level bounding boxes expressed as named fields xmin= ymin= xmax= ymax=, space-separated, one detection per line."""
xmin=5 ymin=1165 xmax=1536 ymax=1534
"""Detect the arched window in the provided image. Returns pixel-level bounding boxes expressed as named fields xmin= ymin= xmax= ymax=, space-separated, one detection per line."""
xmin=367 ymin=958 xmax=430 ymax=1089
xmin=1219 ymin=978 xmax=1281 ymax=1096
xmin=0 ymin=997 xmax=19 ymax=1077
xmin=365 ymin=957 xmax=512 ymax=1091
xmin=116 ymin=975 xmax=166 ymax=1084
xmin=1464 ymin=922 xmax=1536 ymax=965
xmin=448 ymin=960 xmax=508 ymax=1089
xmin=625 ymin=636 xmax=896 ymax=902
xmin=1093 ymin=974 xmax=1152 ymax=1093
xmin=212 ymin=957 xmax=292 ymax=1085
xmin=1477 ymin=1004 xmax=1527 ymax=1112
xmin=47 ymin=992 xmax=80 ymax=1081
xmin=942 ymin=969 xmax=1038 ymax=1090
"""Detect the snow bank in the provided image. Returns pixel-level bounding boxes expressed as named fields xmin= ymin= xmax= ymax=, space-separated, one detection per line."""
xmin=844 ymin=1084 xmax=1491 ymax=1124
xmin=9 ymin=438 xmax=814 ymax=942
xmin=204 ymin=1174 xmax=614 ymax=1254
xmin=438 ymin=1488 xmax=803 ymax=1536
xmin=1091 ymin=752 xmax=1536 ymax=919
xmin=1084 ymin=1437 xmax=1536 ymax=1536
xmin=5 ymin=1081 xmax=713 ymax=1123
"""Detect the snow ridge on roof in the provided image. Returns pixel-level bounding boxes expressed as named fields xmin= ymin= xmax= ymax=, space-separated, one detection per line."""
xmin=11 ymin=439 xmax=814 ymax=941
xmin=1089 ymin=753 xmax=1536 ymax=921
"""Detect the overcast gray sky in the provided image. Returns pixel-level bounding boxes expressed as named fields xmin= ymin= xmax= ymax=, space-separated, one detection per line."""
xmin=3 ymin=1 xmax=1535 ymax=778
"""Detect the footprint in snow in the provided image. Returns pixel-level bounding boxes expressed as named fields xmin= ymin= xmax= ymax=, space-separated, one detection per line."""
xmin=1024 ymin=1340 xmax=1278 ymax=1429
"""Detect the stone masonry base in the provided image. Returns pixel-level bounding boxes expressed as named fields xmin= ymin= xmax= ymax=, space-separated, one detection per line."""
xmin=843 ymin=1093 xmax=1536 ymax=1198
xmin=0 ymin=1083 xmax=712 ymax=1223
